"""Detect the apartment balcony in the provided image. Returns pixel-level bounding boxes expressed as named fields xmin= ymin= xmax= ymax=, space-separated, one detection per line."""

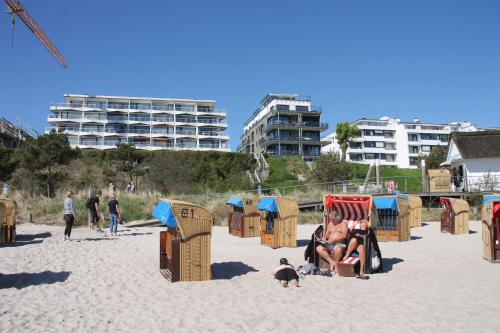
xmin=420 ymin=139 xmax=448 ymax=146
xmin=51 ymin=102 xmax=225 ymax=113
xmin=175 ymin=130 xmax=197 ymax=136
xmin=198 ymin=130 xmax=229 ymax=139
xmin=197 ymin=118 xmax=228 ymax=127
xmin=260 ymin=136 xmax=321 ymax=147
xmin=47 ymin=113 xmax=83 ymax=122
xmin=361 ymin=147 xmax=393 ymax=153
xmin=127 ymin=129 xmax=151 ymax=136
xmin=151 ymin=129 xmax=175 ymax=137
xmin=269 ymin=105 xmax=322 ymax=114
xmin=356 ymin=135 xmax=396 ymax=141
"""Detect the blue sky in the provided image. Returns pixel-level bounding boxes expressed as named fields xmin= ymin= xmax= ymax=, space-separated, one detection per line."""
xmin=0 ymin=0 xmax=498 ymax=149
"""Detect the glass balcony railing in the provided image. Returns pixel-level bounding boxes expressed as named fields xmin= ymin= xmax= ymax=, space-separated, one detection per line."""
xmin=198 ymin=131 xmax=227 ymax=136
xmin=128 ymin=129 xmax=150 ymax=134
xmin=129 ymin=116 xmax=151 ymax=122
xmin=48 ymin=113 xmax=83 ymax=120
xmin=176 ymin=118 xmax=197 ymax=123
xmin=151 ymin=129 xmax=174 ymax=135
xmin=152 ymin=142 xmax=174 ymax=148
xmin=107 ymin=116 xmax=128 ymax=121
xmin=197 ymin=118 xmax=227 ymax=125
xmin=152 ymin=117 xmax=175 ymax=123
xmin=176 ymin=142 xmax=197 ymax=148
xmin=51 ymin=103 xmax=225 ymax=114
xmin=176 ymin=130 xmax=196 ymax=135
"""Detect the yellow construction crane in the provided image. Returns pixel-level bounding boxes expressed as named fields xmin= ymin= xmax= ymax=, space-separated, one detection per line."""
xmin=5 ymin=0 xmax=68 ymax=68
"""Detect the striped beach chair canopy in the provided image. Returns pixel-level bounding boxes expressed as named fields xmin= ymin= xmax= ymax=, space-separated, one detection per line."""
xmin=325 ymin=195 xmax=372 ymax=221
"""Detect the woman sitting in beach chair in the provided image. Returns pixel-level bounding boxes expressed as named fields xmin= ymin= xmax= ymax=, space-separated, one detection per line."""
xmin=343 ymin=219 xmax=369 ymax=279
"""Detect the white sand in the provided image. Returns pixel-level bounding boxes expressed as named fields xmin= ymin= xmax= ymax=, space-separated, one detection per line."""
xmin=1 ymin=221 xmax=500 ymax=332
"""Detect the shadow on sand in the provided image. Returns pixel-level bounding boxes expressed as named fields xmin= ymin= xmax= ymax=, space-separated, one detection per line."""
xmin=2 ymin=232 xmax=52 ymax=248
xmin=16 ymin=232 xmax=52 ymax=241
xmin=421 ymin=223 xmax=429 ymax=227
xmin=79 ymin=237 xmax=115 ymax=242
xmin=0 ymin=271 xmax=70 ymax=289
xmin=411 ymin=236 xmax=423 ymax=240
xmin=469 ymin=230 xmax=477 ymax=234
xmin=383 ymin=257 xmax=404 ymax=273
xmin=119 ymin=232 xmax=153 ymax=237
xmin=211 ymin=261 xmax=259 ymax=280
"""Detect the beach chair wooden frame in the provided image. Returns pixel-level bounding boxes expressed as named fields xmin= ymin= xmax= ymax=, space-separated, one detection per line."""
xmin=158 ymin=199 xmax=213 ymax=282
xmin=0 ymin=197 xmax=17 ymax=244
xmin=407 ymin=194 xmax=423 ymax=228
xmin=374 ymin=196 xmax=411 ymax=242
xmin=318 ymin=194 xmax=380 ymax=275
xmin=428 ymin=169 xmax=451 ymax=193
xmin=259 ymin=197 xmax=298 ymax=249
xmin=440 ymin=197 xmax=469 ymax=235
xmin=481 ymin=199 xmax=500 ymax=263
xmin=227 ymin=197 xmax=260 ymax=238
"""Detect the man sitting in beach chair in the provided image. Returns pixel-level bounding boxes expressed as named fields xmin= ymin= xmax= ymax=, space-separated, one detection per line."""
xmin=316 ymin=211 xmax=348 ymax=274
xmin=343 ymin=219 xmax=369 ymax=279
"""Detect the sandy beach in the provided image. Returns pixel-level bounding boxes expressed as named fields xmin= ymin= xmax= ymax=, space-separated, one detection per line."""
xmin=1 ymin=221 xmax=499 ymax=332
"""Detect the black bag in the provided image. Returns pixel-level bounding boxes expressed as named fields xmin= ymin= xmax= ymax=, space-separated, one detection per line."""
xmin=85 ymin=197 xmax=92 ymax=209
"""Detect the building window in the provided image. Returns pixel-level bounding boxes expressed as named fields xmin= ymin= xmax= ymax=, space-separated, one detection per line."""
xmin=420 ymin=133 xmax=439 ymax=140
xmin=409 ymin=146 xmax=419 ymax=154
xmin=296 ymin=105 xmax=309 ymax=111
xmin=421 ymin=145 xmax=431 ymax=152
xmin=364 ymin=141 xmax=384 ymax=148
xmin=386 ymin=143 xmax=396 ymax=150
xmin=276 ymin=104 xmax=289 ymax=111
xmin=349 ymin=142 xmax=362 ymax=149
xmin=349 ymin=153 xmax=363 ymax=161
xmin=408 ymin=134 xmax=418 ymax=142
xmin=409 ymin=157 xmax=419 ymax=166
xmin=386 ymin=154 xmax=396 ymax=162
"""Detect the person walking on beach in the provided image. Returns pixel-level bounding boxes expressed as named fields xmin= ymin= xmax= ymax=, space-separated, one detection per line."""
xmin=88 ymin=190 xmax=102 ymax=232
xmin=272 ymin=258 xmax=299 ymax=288
xmin=63 ymin=191 xmax=76 ymax=241
xmin=108 ymin=193 xmax=121 ymax=236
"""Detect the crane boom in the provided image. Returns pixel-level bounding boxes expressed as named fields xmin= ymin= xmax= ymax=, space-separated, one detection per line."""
xmin=5 ymin=0 xmax=67 ymax=68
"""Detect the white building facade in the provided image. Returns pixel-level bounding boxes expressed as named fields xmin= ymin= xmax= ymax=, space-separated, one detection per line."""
xmin=322 ymin=116 xmax=477 ymax=168
xmin=47 ymin=94 xmax=229 ymax=151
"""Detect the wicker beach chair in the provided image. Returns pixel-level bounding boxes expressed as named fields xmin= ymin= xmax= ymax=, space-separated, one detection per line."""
xmin=373 ymin=196 xmax=411 ymax=242
xmin=440 ymin=197 xmax=469 ymax=235
xmin=0 ymin=197 xmax=17 ymax=243
xmin=257 ymin=196 xmax=298 ymax=248
xmin=226 ymin=197 xmax=260 ymax=238
xmin=428 ymin=169 xmax=451 ymax=193
xmin=481 ymin=195 xmax=500 ymax=262
xmin=406 ymin=194 xmax=423 ymax=228
xmin=318 ymin=194 xmax=383 ymax=276
xmin=152 ymin=199 xmax=213 ymax=282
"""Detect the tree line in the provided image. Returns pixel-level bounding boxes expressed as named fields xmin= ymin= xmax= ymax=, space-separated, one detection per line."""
xmin=0 ymin=133 xmax=255 ymax=197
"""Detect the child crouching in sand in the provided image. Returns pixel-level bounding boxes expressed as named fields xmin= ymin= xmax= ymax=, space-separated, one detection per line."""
xmin=272 ymin=258 xmax=299 ymax=288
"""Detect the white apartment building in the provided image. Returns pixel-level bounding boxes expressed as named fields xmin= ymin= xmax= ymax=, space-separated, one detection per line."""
xmin=47 ymin=94 xmax=229 ymax=151
xmin=322 ymin=116 xmax=477 ymax=168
